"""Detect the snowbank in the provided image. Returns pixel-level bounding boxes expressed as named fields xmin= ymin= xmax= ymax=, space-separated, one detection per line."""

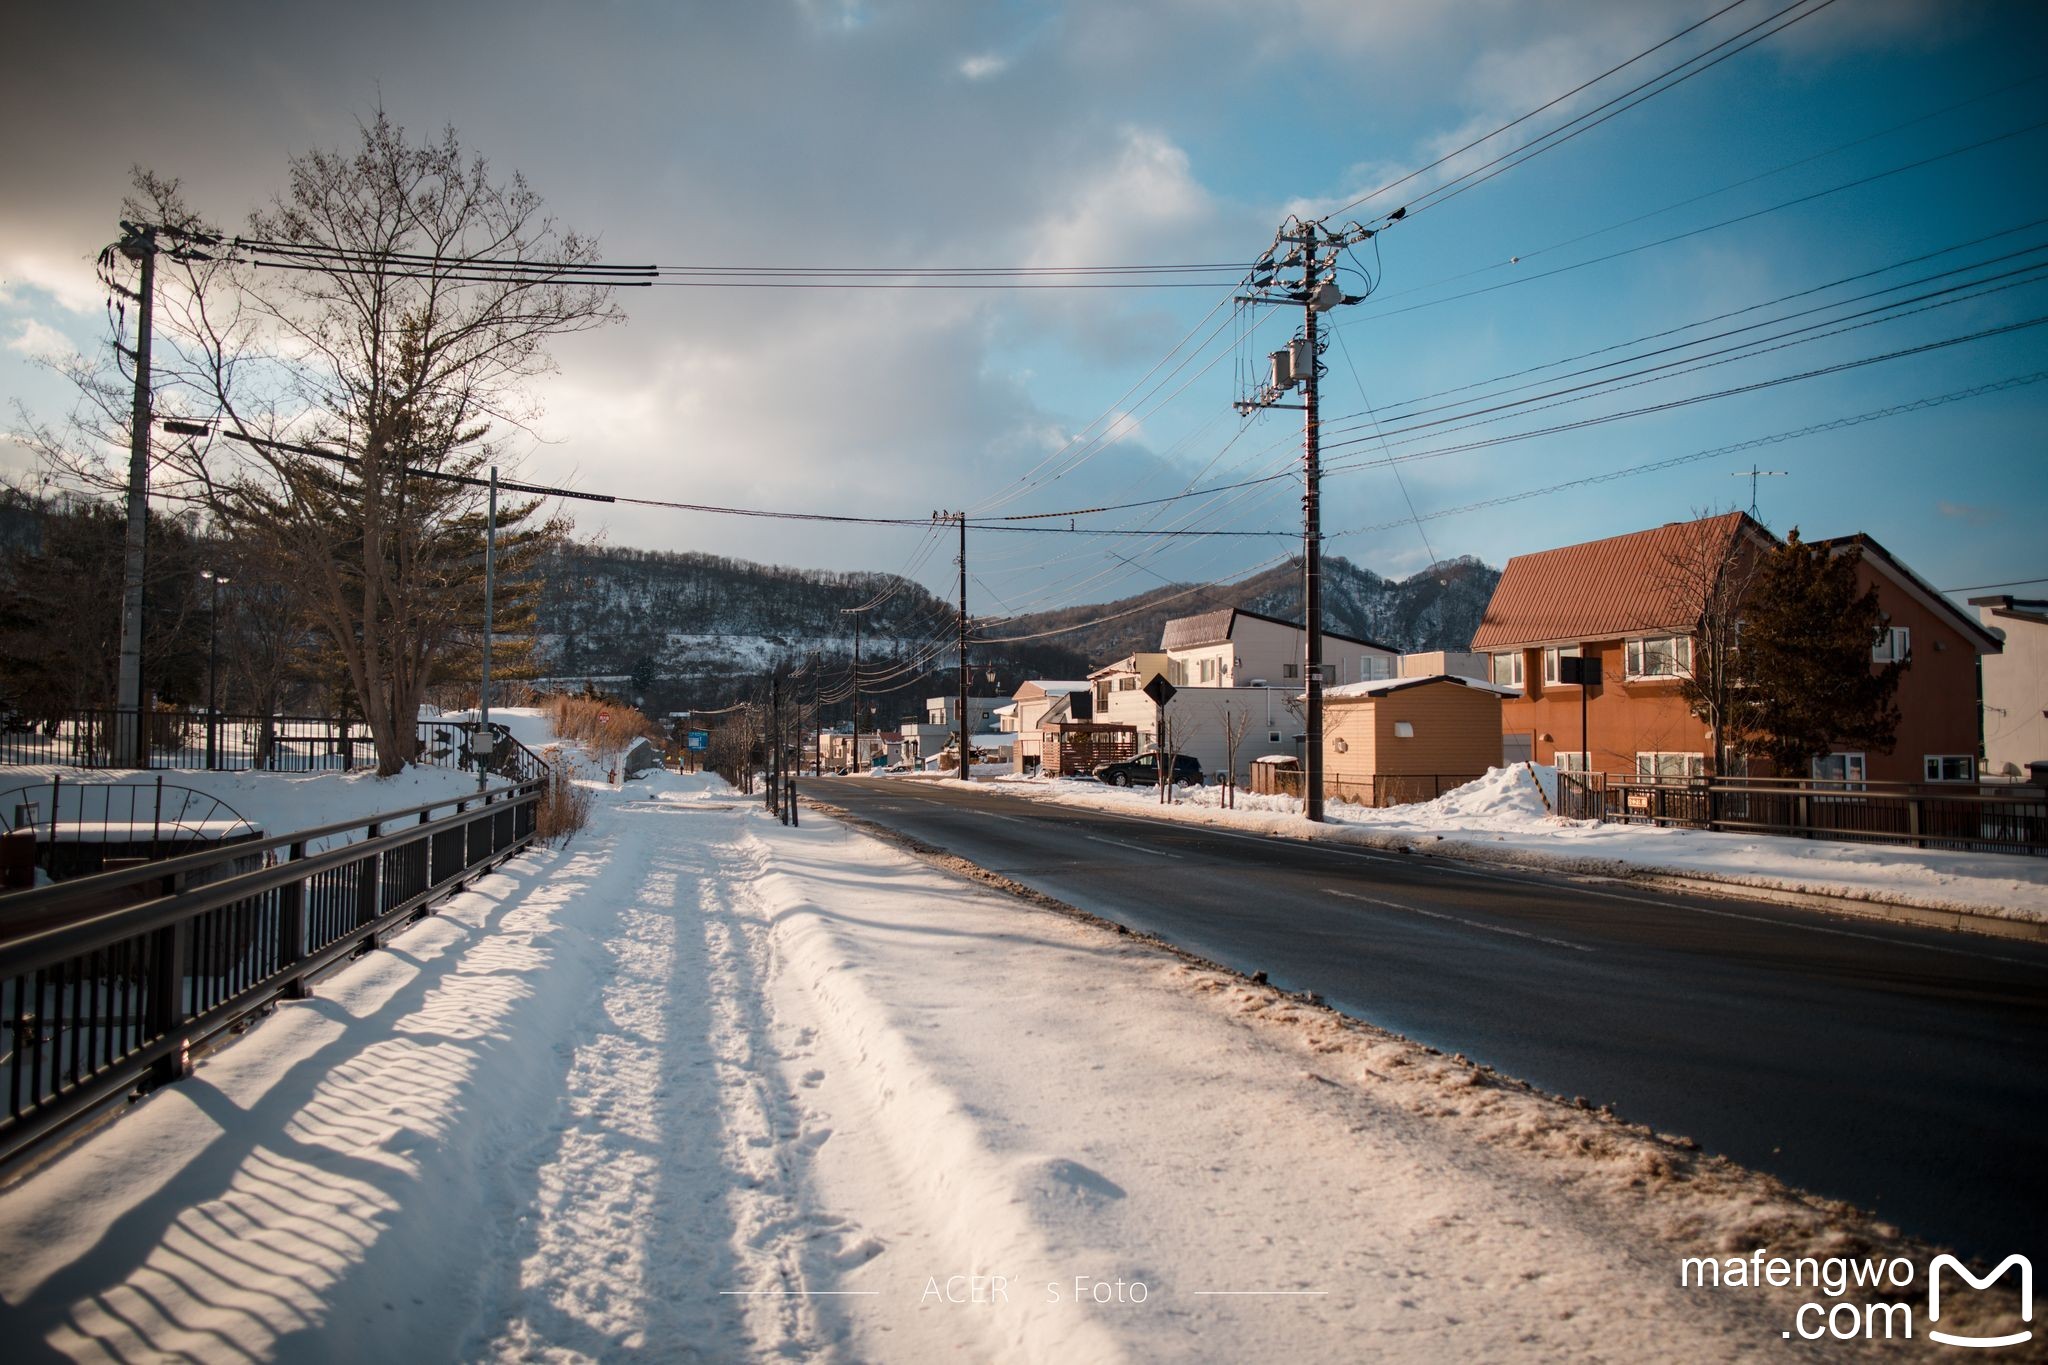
xmin=986 ymin=765 xmax=2048 ymax=922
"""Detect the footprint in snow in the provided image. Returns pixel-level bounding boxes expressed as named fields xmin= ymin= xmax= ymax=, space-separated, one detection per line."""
xmin=801 ymin=1068 xmax=826 ymax=1087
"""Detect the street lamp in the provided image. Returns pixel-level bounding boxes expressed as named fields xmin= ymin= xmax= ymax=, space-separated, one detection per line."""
xmin=200 ymin=568 xmax=231 ymax=768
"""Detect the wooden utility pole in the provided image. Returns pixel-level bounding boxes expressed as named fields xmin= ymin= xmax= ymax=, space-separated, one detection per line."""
xmin=954 ymin=511 xmax=970 ymax=781
xmin=1233 ymin=215 xmax=1375 ymax=822
xmin=114 ymin=224 xmax=156 ymax=769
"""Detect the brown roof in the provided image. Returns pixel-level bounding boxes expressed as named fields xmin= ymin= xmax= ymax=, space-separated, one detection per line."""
xmin=1470 ymin=512 xmax=1756 ymax=651
xmin=1160 ymin=608 xmax=1236 ymax=650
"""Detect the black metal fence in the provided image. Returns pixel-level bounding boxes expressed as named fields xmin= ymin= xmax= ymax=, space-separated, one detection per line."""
xmin=0 ymin=709 xmax=549 ymax=784
xmin=1555 ymin=772 xmax=2047 ymax=856
xmin=0 ymin=776 xmax=260 ymax=885
xmin=0 ymin=775 xmax=543 ymax=1169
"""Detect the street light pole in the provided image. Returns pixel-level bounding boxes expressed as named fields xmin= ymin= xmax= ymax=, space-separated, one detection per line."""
xmin=202 ymin=569 xmax=230 ymax=769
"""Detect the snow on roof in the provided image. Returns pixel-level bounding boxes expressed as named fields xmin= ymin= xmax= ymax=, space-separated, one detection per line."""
xmin=1014 ymin=679 xmax=1090 ymax=697
xmin=1321 ymin=673 xmax=1519 ymax=700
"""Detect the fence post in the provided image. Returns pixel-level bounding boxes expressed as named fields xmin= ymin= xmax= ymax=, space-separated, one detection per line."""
xmin=1908 ymin=795 xmax=1922 ymax=849
xmin=280 ymin=840 xmax=309 ymax=999
xmin=357 ymin=822 xmax=381 ymax=937
xmin=145 ymin=873 xmax=192 ymax=1087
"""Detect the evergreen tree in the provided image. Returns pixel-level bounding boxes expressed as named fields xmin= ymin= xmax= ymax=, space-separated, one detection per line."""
xmin=1735 ymin=529 xmax=1902 ymax=775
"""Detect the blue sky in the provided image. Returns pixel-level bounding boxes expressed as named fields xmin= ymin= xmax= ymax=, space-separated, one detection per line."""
xmin=3 ymin=0 xmax=2043 ymax=622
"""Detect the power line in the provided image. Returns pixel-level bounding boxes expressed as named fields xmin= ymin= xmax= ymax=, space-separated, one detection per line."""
xmin=1326 ymin=370 xmax=2048 ymax=541
xmin=1320 ymin=0 xmax=1759 ymax=221
xmin=1349 ymin=115 xmax=2048 ymax=326
xmin=1942 ymin=577 xmax=2048 ymax=593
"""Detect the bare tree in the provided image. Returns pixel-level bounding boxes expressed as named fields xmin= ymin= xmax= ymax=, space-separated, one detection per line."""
xmin=1657 ymin=511 xmax=1769 ymax=777
xmin=1219 ymin=704 xmax=1251 ymax=810
xmin=50 ymin=121 xmax=623 ymax=775
xmin=1155 ymin=705 xmax=1200 ymax=806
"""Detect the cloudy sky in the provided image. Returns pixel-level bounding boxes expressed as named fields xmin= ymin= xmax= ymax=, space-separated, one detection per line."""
xmin=4 ymin=0 xmax=2044 ymax=621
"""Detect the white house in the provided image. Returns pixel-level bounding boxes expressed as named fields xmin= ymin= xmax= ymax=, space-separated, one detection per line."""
xmin=1971 ymin=595 xmax=2048 ymax=778
xmin=1008 ymin=680 xmax=1092 ymax=775
xmin=1158 ymin=608 xmax=1400 ymax=689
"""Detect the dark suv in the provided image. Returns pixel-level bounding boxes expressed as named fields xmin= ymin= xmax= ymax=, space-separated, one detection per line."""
xmin=1094 ymin=752 xmax=1202 ymax=787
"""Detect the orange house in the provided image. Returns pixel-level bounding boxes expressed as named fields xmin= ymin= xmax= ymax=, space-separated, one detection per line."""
xmin=1469 ymin=514 xmax=1998 ymax=784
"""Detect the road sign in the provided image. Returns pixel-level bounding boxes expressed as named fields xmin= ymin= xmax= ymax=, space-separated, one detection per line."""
xmin=1143 ymin=675 xmax=1177 ymax=707
xmin=686 ymin=730 xmax=709 ymax=752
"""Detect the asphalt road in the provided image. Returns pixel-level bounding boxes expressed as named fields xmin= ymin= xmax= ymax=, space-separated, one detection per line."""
xmin=811 ymin=774 xmax=2048 ymax=1263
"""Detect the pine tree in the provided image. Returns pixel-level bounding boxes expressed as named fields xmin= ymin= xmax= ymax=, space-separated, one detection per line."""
xmin=1736 ymin=529 xmax=1902 ymax=775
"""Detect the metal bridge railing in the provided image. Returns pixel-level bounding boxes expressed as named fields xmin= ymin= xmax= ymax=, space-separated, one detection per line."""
xmin=0 ymin=774 xmax=545 ymax=1170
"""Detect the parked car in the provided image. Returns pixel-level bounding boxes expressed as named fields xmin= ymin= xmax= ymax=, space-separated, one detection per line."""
xmin=1094 ymin=752 xmax=1202 ymax=787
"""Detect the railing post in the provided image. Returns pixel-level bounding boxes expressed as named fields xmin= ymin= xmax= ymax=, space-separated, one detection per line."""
xmin=1908 ymin=795 xmax=1922 ymax=849
xmin=357 ymin=822 xmax=381 ymax=934
xmin=145 ymin=873 xmax=192 ymax=1087
xmin=280 ymin=840 xmax=310 ymax=999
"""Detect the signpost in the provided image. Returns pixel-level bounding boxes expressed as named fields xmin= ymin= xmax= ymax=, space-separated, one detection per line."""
xmin=1143 ymin=674 xmax=1177 ymax=804
xmin=1558 ymin=654 xmax=1603 ymax=781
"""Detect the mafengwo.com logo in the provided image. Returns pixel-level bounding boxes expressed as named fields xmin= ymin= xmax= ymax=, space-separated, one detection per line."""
xmin=1680 ymin=1249 xmax=2032 ymax=1346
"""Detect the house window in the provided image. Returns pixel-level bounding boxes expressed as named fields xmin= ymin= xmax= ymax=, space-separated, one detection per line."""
xmin=1542 ymin=645 xmax=1583 ymax=685
xmin=1392 ymin=720 xmax=1415 ymax=739
xmin=1924 ymin=755 xmax=1975 ymax=783
xmin=1199 ymin=657 xmax=1219 ymax=683
xmin=1625 ymin=635 xmax=1693 ymax=679
xmin=1873 ymin=626 xmax=1911 ymax=664
xmin=1283 ymin=663 xmax=1300 ymax=679
xmin=1489 ymin=651 xmax=1524 ymax=689
xmin=1118 ymin=677 xmax=1136 ymax=691
xmin=1556 ymin=750 xmax=1590 ymax=773
xmin=1268 ymin=731 xmax=1281 ymax=743
xmin=1812 ymin=752 xmax=1867 ymax=789
xmin=1360 ymin=656 xmax=1395 ymax=682
xmin=1168 ymin=659 xmax=1187 ymax=685
xmin=1635 ymin=751 xmax=1704 ymax=782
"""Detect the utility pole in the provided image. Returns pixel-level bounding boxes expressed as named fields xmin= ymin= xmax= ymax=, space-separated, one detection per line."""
xmin=770 ymin=670 xmax=783 ymax=819
xmin=947 ymin=510 xmax=970 ymax=781
xmin=114 ymin=223 xmax=157 ymax=769
xmin=1235 ymin=215 xmax=1376 ymax=822
xmin=840 ymin=606 xmax=865 ymax=775
xmin=478 ymin=465 xmax=498 ymax=791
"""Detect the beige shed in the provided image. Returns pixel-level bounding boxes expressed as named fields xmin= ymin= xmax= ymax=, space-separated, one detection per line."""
xmin=1321 ymin=674 xmax=1516 ymax=807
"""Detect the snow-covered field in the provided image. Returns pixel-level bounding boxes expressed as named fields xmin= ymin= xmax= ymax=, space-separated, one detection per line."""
xmin=968 ymin=766 xmax=2048 ymax=923
xmin=0 ymin=755 xmax=1998 ymax=1361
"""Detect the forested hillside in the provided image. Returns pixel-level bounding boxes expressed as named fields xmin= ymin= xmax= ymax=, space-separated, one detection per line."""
xmin=532 ymin=545 xmax=1499 ymax=717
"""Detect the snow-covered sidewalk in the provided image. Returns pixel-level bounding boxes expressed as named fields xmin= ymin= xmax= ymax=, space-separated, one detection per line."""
xmin=964 ymin=766 xmax=2048 ymax=923
xmin=0 ymin=770 xmax=1989 ymax=1361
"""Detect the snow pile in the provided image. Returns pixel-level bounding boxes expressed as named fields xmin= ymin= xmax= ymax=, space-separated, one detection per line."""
xmin=986 ymin=766 xmax=2048 ymax=922
xmin=8 ymin=768 xmax=2006 ymax=1360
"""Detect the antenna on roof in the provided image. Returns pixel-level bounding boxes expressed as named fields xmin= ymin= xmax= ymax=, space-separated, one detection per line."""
xmin=1731 ymin=465 xmax=1788 ymax=520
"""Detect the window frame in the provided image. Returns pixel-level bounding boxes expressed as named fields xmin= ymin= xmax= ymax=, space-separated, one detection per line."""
xmin=1624 ymin=634 xmax=1693 ymax=680
xmin=1811 ymin=752 xmax=1867 ymax=790
xmin=1542 ymin=644 xmax=1584 ymax=686
xmin=1489 ymin=650 xmax=1525 ymax=690
xmin=1873 ymin=625 xmax=1911 ymax=664
xmin=1634 ymin=750 xmax=1705 ymax=782
xmin=1923 ymin=754 xmax=1975 ymax=783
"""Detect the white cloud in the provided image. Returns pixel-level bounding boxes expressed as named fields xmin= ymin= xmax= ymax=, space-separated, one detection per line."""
xmin=958 ymin=52 xmax=1007 ymax=80
xmin=0 ymin=255 xmax=104 ymax=316
xmin=4 ymin=317 xmax=76 ymax=361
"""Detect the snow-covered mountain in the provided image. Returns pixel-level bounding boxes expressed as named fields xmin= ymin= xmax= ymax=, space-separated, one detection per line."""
xmin=532 ymin=545 xmax=1499 ymax=712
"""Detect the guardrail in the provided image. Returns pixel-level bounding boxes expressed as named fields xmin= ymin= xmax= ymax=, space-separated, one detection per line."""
xmin=1556 ymin=772 xmax=2047 ymax=856
xmin=0 ymin=775 xmax=545 ymax=1169
xmin=0 ymin=710 xmax=550 ymax=783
